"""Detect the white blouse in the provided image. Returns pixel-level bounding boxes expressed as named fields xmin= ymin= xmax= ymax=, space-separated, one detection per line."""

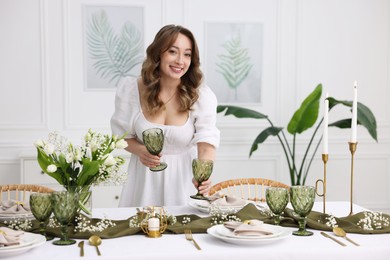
xmin=111 ymin=77 xmax=220 ymax=207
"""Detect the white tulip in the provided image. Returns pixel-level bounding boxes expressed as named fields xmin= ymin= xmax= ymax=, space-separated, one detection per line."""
xmin=85 ymin=147 xmax=92 ymax=159
xmin=74 ymin=147 xmax=82 ymax=161
xmin=47 ymin=164 xmax=57 ymax=173
xmin=85 ymin=132 xmax=92 ymax=141
xmin=90 ymin=141 xmax=98 ymax=152
xmin=103 ymin=154 xmax=116 ymax=166
xmin=115 ymin=139 xmax=128 ymax=149
xmin=66 ymin=153 xmax=74 ymax=163
xmin=44 ymin=143 xmax=55 ymax=155
xmin=110 ymin=142 xmax=115 ymax=149
xmin=34 ymin=139 xmax=44 ymax=148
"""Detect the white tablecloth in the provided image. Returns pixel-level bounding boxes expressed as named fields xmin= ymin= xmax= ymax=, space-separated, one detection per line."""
xmin=2 ymin=201 xmax=390 ymax=260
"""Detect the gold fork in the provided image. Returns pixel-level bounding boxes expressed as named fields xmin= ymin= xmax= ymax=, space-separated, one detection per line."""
xmin=184 ymin=229 xmax=201 ymax=250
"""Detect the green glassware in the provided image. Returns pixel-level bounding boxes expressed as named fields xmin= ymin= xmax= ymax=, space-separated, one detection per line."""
xmin=142 ymin=128 xmax=167 ymax=172
xmin=290 ymin=185 xmax=316 ymax=236
xmin=190 ymin=159 xmax=213 ymax=200
xmin=51 ymin=191 xmax=79 ymax=245
xmin=29 ymin=193 xmax=54 ymax=241
xmin=266 ymin=187 xmax=289 ymax=225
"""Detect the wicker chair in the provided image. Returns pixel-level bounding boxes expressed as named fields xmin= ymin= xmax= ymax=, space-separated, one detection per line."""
xmin=208 ymin=178 xmax=290 ymax=202
xmin=0 ymin=184 xmax=54 ymax=204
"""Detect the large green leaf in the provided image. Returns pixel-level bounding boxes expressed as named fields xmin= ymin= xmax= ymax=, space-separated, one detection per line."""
xmin=287 ymin=84 xmax=322 ymax=134
xmin=77 ymin=159 xmax=101 ymax=186
xmin=217 ymin=105 xmax=268 ymax=119
xmin=327 ymin=98 xmax=377 ymax=141
xmin=250 ymin=127 xmax=283 ymax=156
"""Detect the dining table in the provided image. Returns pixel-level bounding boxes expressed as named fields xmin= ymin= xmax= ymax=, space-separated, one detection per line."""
xmin=2 ymin=201 xmax=390 ymax=260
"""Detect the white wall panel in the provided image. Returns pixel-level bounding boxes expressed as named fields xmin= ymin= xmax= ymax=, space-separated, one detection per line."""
xmin=0 ymin=0 xmax=46 ymax=129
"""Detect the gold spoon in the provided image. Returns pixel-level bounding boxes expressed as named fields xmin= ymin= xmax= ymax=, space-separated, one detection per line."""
xmin=89 ymin=235 xmax=102 ymax=255
xmin=332 ymin=227 xmax=360 ymax=246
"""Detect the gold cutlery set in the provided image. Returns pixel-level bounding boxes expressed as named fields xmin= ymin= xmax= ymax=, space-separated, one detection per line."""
xmin=78 ymin=235 xmax=103 ymax=257
xmin=321 ymin=227 xmax=360 ymax=247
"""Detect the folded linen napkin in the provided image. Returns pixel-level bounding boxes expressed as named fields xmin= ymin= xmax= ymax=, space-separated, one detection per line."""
xmin=0 ymin=227 xmax=24 ymax=247
xmin=209 ymin=194 xmax=247 ymax=207
xmin=0 ymin=200 xmax=31 ymax=214
xmin=224 ymin=220 xmax=273 ymax=236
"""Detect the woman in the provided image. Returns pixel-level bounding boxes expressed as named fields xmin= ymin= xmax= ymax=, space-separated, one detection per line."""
xmin=111 ymin=24 xmax=220 ymax=207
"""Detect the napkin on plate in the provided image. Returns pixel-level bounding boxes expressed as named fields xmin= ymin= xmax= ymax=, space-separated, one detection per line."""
xmin=0 ymin=200 xmax=31 ymax=214
xmin=208 ymin=194 xmax=247 ymax=207
xmin=0 ymin=227 xmax=24 ymax=247
xmin=224 ymin=220 xmax=273 ymax=236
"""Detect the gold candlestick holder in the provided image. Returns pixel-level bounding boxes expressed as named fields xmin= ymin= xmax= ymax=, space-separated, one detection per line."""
xmin=348 ymin=142 xmax=357 ymax=216
xmin=139 ymin=206 xmax=168 ymax=238
xmin=315 ymin=154 xmax=328 ymax=214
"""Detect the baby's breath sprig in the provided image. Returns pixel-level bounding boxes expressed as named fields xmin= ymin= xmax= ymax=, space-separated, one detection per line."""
xmin=129 ymin=216 xmax=140 ymax=228
xmin=74 ymin=215 xmax=116 ymax=233
xmin=209 ymin=209 xmax=242 ymax=226
xmin=356 ymin=211 xmax=390 ymax=230
xmin=47 ymin=216 xmax=61 ymax=228
xmin=315 ymin=213 xmax=338 ymax=227
xmin=3 ymin=218 xmax=33 ymax=231
xmin=182 ymin=217 xmax=191 ymax=225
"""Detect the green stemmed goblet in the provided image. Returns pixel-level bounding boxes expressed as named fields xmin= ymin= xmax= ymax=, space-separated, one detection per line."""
xmin=51 ymin=191 xmax=79 ymax=245
xmin=190 ymin=158 xmax=214 ymax=200
xmin=266 ymin=187 xmax=289 ymax=225
xmin=29 ymin=192 xmax=54 ymax=241
xmin=290 ymin=185 xmax=316 ymax=236
xmin=142 ymin=128 xmax=167 ymax=172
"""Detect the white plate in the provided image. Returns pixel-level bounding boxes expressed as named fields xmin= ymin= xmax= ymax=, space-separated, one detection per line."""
xmin=0 ymin=231 xmax=40 ymax=250
xmin=188 ymin=199 xmax=253 ymax=213
xmin=0 ymin=213 xmax=34 ymax=221
xmin=188 ymin=200 xmax=211 ymax=213
xmin=207 ymin=224 xmax=291 ymax=245
xmin=216 ymin=223 xmax=284 ymax=239
xmin=0 ymin=232 xmax=45 ymax=258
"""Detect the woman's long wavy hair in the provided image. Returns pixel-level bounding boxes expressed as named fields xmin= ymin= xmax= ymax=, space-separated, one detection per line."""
xmin=141 ymin=24 xmax=203 ymax=115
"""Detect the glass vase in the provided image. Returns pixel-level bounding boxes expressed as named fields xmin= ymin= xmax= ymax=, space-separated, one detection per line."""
xmin=76 ymin=186 xmax=93 ymax=218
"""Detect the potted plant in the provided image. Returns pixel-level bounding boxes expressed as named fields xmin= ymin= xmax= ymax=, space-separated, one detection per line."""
xmin=217 ymin=84 xmax=377 ymax=185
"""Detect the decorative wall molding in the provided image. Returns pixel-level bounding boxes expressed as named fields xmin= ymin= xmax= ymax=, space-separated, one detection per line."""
xmin=0 ymin=0 xmax=48 ymax=130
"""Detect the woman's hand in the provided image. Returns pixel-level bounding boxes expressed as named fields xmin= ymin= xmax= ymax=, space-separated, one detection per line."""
xmin=124 ymin=138 xmax=161 ymax=168
xmin=192 ymin=178 xmax=212 ymax=196
xmin=138 ymin=147 xmax=161 ymax=168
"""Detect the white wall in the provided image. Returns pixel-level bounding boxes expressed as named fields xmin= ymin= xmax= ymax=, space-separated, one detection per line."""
xmin=1 ymin=0 xmax=389 ymax=212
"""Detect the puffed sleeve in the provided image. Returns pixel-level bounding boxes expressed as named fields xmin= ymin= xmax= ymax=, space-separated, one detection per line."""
xmin=191 ymin=84 xmax=221 ymax=148
xmin=110 ymin=77 xmax=140 ymax=139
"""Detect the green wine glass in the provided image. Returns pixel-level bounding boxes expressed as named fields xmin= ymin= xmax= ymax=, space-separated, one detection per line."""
xmin=266 ymin=187 xmax=289 ymax=225
xmin=29 ymin=192 xmax=54 ymax=241
xmin=290 ymin=185 xmax=316 ymax=236
xmin=190 ymin=158 xmax=214 ymax=200
xmin=51 ymin=191 xmax=79 ymax=245
xmin=142 ymin=128 xmax=167 ymax=172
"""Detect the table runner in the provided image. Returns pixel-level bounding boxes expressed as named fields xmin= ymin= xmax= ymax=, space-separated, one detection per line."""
xmin=1 ymin=204 xmax=389 ymax=239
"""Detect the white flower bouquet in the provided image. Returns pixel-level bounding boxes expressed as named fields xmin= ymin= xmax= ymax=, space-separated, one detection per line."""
xmin=34 ymin=129 xmax=128 ymax=215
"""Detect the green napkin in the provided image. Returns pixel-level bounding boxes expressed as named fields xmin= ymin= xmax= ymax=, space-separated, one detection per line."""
xmin=1 ymin=203 xmax=389 ymax=239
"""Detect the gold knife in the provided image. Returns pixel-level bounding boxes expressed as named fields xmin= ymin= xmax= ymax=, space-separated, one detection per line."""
xmin=320 ymin=232 xmax=346 ymax=246
xmin=78 ymin=241 xmax=85 ymax=257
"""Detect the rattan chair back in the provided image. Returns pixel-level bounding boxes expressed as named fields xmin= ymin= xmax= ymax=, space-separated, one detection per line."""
xmin=0 ymin=184 xmax=54 ymax=203
xmin=208 ymin=178 xmax=290 ymax=202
